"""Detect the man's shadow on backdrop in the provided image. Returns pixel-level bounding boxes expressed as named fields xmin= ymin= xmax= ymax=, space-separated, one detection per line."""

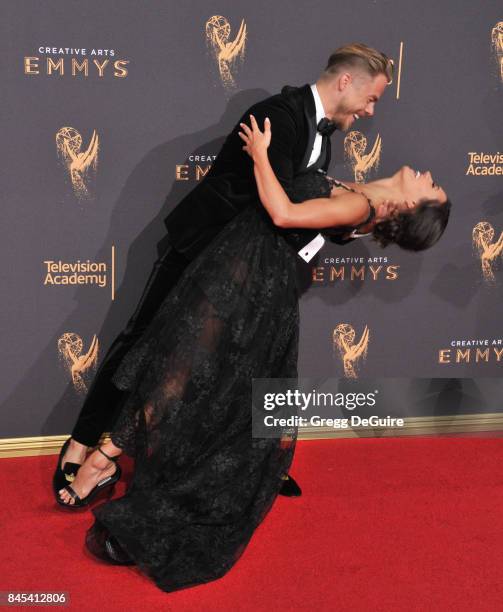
xmin=40 ymin=88 xmax=272 ymax=436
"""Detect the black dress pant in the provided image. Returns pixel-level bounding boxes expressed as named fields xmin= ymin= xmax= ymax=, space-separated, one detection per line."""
xmin=71 ymin=243 xmax=190 ymax=447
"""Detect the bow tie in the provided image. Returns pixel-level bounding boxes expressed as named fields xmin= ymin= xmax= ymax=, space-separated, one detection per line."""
xmin=317 ymin=117 xmax=337 ymax=136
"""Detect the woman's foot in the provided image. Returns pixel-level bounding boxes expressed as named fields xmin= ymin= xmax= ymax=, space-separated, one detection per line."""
xmin=58 ymin=441 xmax=122 ymax=505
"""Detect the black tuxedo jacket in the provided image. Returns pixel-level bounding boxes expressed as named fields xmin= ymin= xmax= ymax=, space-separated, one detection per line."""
xmin=163 ymin=84 xmax=332 ymax=261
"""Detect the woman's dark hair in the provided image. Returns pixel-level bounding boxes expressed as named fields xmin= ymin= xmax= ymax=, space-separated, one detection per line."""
xmin=372 ymin=199 xmax=452 ymax=251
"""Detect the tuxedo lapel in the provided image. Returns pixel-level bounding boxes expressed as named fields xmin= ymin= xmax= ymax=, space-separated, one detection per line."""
xmin=281 ymin=84 xmax=318 ymax=173
xmin=286 ymin=84 xmax=332 ymax=174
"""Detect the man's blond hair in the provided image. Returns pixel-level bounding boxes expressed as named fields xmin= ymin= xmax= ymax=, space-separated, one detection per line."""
xmin=322 ymin=43 xmax=393 ymax=83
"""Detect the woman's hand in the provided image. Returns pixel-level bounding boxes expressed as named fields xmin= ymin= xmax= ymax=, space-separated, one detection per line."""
xmin=238 ymin=114 xmax=271 ymax=161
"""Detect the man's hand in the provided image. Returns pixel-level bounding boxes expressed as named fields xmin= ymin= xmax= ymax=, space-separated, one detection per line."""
xmin=375 ymin=199 xmax=415 ymax=220
xmin=238 ymin=114 xmax=271 ymax=161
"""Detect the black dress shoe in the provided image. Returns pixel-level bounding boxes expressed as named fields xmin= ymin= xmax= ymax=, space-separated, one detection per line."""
xmin=85 ymin=520 xmax=135 ymax=566
xmin=52 ymin=437 xmax=84 ymax=503
xmin=279 ymin=474 xmax=302 ymax=497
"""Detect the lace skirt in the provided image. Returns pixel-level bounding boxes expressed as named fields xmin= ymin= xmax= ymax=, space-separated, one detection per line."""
xmin=87 ymin=202 xmax=300 ymax=592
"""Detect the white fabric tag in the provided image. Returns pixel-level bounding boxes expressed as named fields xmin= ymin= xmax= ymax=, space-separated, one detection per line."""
xmin=297 ymin=233 xmax=325 ymax=262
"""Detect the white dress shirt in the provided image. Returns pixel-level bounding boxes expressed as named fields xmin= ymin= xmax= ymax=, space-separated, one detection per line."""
xmin=307 ymin=83 xmax=326 ymax=167
xmin=296 ymin=84 xmax=327 ymax=263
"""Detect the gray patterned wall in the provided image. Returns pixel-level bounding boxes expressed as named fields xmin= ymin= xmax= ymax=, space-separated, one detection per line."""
xmin=1 ymin=1 xmax=501 ymax=439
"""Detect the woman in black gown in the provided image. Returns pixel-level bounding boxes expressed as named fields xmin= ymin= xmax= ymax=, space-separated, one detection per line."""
xmin=59 ymin=115 xmax=451 ymax=592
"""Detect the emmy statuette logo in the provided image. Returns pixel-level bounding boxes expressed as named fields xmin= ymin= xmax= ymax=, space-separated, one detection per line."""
xmin=332 ymin=323 xmax=370 ymax=378
xmin=205 ymin=15 xmax=247 ymax=90
xmin=56 ymin=127 xmax=99 ymax=198
xmin=491 ymin=22 xmax=503 ymax=82
xmin=344 ymin=131 xmax=382 ymax=183
xmin=57 ymin=332 xmax=99 ymax=393
xmin=472 ymin=221 xmax=503 ymax=282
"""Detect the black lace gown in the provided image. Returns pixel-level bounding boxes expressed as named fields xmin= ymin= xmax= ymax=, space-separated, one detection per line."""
xmin=85 ymin=171 xmax=372 ymax=592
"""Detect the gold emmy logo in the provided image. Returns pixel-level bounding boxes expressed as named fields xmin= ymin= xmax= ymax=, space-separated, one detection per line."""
xmin=57 ymin=332 xmax=99 ymax=393
xmin=56 ymin=127 xmax=99 ymax=198
xmin=472 ymin=221 xmax=503 ymax=282
xmin=205 ymin=15 xmax=247 ymax=90
xmin=332 ymin=323 xmax=370 ymax=378
xmin=344 ymin=131 xmax=382 ymax=183
xmin=491 ymin=22 xmax=503 ymax=81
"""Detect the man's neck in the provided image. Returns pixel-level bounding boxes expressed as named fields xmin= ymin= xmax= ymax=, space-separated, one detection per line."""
xmin=314 ymin=79 xmax=334 ymax=119
xmin=311 ymin=83 xmax=327 ymax=121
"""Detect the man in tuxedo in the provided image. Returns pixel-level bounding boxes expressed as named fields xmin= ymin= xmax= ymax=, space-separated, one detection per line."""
xmin=54 ymin=43 xmax=392 ymax=499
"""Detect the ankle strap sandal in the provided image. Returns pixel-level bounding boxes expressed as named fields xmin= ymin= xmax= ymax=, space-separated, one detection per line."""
xmin=97 ymin=446 xmax=120 ymax=462
xmin=56 ymin=447 xmax=122 ymax=510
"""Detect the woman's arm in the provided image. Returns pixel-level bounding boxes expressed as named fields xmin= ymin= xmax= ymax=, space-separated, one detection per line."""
xmin=239 ymin=115 xmax=370 ymax=229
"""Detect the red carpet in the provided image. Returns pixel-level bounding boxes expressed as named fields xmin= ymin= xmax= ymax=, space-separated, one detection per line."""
xmin=1 ymin=437 xmax=502 ymax=611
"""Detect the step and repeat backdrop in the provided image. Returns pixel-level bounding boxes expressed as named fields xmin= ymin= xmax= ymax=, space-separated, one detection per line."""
xmin=1 ymin=1 xmax=502 ymax=439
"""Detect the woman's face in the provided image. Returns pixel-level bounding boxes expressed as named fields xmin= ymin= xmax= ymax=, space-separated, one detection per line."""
xmin=373 ymin=165 xmax=448 ymax=221
xmin=396 ymin=165 xmax=448 ymax=207
xmin=329 ymin=167 xmax=449 ymax=222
